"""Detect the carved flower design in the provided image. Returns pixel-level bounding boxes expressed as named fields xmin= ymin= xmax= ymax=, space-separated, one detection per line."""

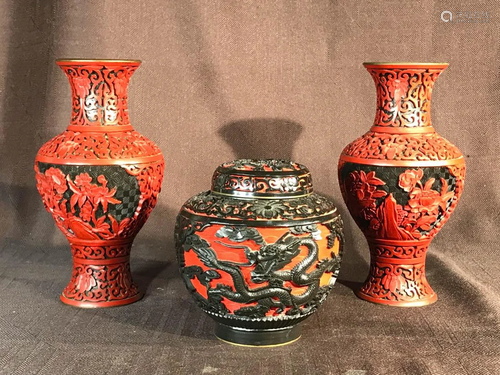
xmin=68 ymin=173 xmax=92 ymax=211
xmin=407 ymin=177 xmax=454 ymax=216
xmin=39 ymin=167 xmax=68 ymax=196
xmin=46 ymin=168 xmax=68 ymax=195
xmin=74 ymin=173 xmax=93 ymax=187
xmin=380 ymin=142 xmax=404 ymax=160
xmin=73 ymin=76 xmax=90 ymax=99
xmin=407 ymin=179 xmax=441 ymax=215
xmin=347 ymin=170 xmax=387 ymax=208
xmin=68 ymin=173 xmax=120 ymax=214
xmin=380 ymin=264 xmax=412 ymax=295
xmin=381 ymin=271 xmax=403 ymax=294
xmin=90 ymin=175 xmax=121 ymax=212
xmin=386 ymin=76 xmax=410 ymax=101
xmin=35 ymin=167 xmax=69 ymax=211
xmin=342 ymin=165 xmax=458 ymax=242
xmin=269 ymin=177 xmax=298 ymax=192
xmin=108 ymin=215 xmax=132 ymax=238
xmin=113 ymin=77 xmax=128 ymax=97
xmin=115 ymin=268 xmax=133 ymax=294
xmin=80 ymin=201 xmax=93 ymax=222
xmin=249 ymin=201 xmax=288 ymax=219
xmin=74 ymin=267 xmax=97 ymax=292
xmin=55 ymin=140 xmax=80 ymax=159
xmin=398 ymin=169 xmax=424 ymax=192
xmin=400 ymin=175 xmax=455 ymax=237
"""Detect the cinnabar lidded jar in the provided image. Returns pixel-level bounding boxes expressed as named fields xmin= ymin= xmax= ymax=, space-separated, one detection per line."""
xmin=175 ymin=159 xmax=344 ymax=346
xmin=35 ymin=59 xmax=164 ymax=308
xmin=338 ymin=62 xmax=465 ymax=307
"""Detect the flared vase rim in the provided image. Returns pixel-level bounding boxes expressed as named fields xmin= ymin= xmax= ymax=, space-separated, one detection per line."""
xmin=363 ymin=62 xmax=449 ymax=68
xmin=56 ymin=58 xmax=141 ymax=66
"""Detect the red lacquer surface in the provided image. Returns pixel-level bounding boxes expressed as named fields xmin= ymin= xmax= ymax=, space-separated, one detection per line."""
xmin=35 ymin=60 xmax=164 ymax=308
xmin=339 ymin=63 xmax=465 ymax=306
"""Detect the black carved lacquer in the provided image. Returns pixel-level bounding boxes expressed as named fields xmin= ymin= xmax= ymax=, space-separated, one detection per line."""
xmin=175 ymin=159 xmax=344 ymax=346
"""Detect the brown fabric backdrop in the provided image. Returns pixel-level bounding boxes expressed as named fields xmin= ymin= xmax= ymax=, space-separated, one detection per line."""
xmin=0 ymin=1 xmax=499 ymax=374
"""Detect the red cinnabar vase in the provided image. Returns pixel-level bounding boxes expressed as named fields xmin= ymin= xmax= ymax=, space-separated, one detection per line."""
xmin=175 ymin=159 xmax=344 ymax=346
xmin=35 ymin=59 xmax=164 ymax=308
xmin=338 ymin=63 xmax=465 ymax=306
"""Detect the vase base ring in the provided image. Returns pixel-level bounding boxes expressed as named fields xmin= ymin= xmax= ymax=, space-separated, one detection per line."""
xmin=60 ymin=292 xmax=143 ymax=308
xmin=215 ymin=323 xmax=301 ymax=347
xmin=355 ymin=290 xmax=437 ymax=307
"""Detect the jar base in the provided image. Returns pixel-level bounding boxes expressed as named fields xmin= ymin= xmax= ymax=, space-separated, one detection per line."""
xmin=355 ymin=289 xmax=437 ymax=307
xmin=215 ymin=324 xmax=301 ymax=347
xmin=60 ymin=292 xmax=143 ymax=308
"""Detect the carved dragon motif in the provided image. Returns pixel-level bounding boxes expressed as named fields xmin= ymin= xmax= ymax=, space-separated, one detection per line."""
xmin=181 ymin=225 xmax=340 ymax=318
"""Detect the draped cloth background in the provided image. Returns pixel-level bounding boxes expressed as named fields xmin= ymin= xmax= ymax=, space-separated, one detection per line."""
xmin=0 ymin=1 xmax=498 ymax=374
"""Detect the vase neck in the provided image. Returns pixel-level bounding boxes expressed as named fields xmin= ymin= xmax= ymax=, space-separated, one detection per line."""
xmin=364 ymin=64 xmax=447 ymax=131
xmin=57 ymin=60 xmax=140 ymax=128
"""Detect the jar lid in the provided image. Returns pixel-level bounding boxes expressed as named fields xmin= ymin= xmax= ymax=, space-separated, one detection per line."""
xmin=211 ymin=159 xmax=313 ymax=199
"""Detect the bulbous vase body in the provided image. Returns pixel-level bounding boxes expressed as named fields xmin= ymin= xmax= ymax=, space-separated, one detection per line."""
xmin=338 ymin=63 xmax=465 ymax=306
xmin=35 ymin=59 xmax=164 ymax=308
xmin=176 ymin=159 xmax=344 ymax=345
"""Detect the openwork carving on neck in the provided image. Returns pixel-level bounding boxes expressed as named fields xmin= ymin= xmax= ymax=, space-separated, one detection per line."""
xmin=366 ymin=67 xmax=445 ymax=128
xmin=59 ymin=62 xmax=139 ymax=126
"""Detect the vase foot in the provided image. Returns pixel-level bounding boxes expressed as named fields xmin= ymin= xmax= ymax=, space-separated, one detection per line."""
xmin=60 ymin=291 xmax=143 ymax=308
xmin=355 ymin=241 xmax=438 ymax=307
xmin=215 ymin=324 xmax=301 ymax=347
xmin=61 ymin=242 xmax=142 ymax=308
xmin=355 ymin=289 xmax=437 ymax=307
